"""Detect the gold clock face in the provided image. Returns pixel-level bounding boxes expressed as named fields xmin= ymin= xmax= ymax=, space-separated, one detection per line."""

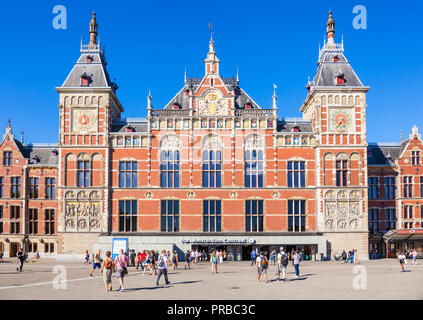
xmin=73 ymin=110 xmax=96 ymax=132
xmin=331 ymin=110 xmax=352 ymax=131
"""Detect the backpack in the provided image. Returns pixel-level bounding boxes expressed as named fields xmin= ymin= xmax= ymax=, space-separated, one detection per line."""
xmin=260 ymin=256 xmax=268 ymax=268
xmin=158 ymin=256 xmax=166 ymax=268
xmin=105 ymin=258 xmax=112 ymax=269
xmin=281 ymin=253 xmax=288 ymax=266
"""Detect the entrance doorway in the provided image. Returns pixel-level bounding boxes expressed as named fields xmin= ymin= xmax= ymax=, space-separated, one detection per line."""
xmin=10 ymin=242 xmax=19 ymax=257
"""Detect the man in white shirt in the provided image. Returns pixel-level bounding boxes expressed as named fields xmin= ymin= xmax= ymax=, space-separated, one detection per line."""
xmin=156 ymin=250 xmax=171 ymax=286
xmin=277 ymin=247 xmax=288 ymax=281
xmin=398 ymin=252 xmax=406 ymax=272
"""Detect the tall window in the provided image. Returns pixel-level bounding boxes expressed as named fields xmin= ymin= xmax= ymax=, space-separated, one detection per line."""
xmin=3 ymin=151 xmax=12 ymax=166
xmin=161 ymin=200 xmax=179 ymax=232
xmin=10 ymin=177 xmax=21 ymax=198
xmin=403 ymin=205 xmax=413 ymax=219
xmin=77 ymin=160 xmax=90 ymax=187
xmin=0 ymin=222 xmax=3 ymax=234
xmin=0 ymin=177 xmax=3 ymax=198
xmin=368 ymin=177 xmax=379 ymax=200
xmin=245 ymin=150 xmax=264 ymax=188
xmin=420 ymin=177 xmax=423 ymax=197
xmin=385 ymin=177 xmax=395 ymax=199
xmin=245 ymin=200 xmax=264 ymax=232
xmin=119 ymin=161 xmax=138 ymax=188
xmin=336 ymin=160 xmax=348 ymax=186
xmin=45 ymin=178 xmax=55 ymax=199
xmin=28 ymin=209 xmax=38 ymax=234
xmin=412 ymin=151 xmax=420 ymax=165
xmin=287 ymin=161 xmax=306 ymax=188
xmin=403 ymin=176 xmax=412 ymax=198
xmin=202 ymin=150 xmax=222 ymax=188
xmin=29 ymin=178 xmax=39 ymax=199
xmin=10 ymin=206 xmax=20 ymax=234
xmin=288 ymin=200 xmax=306 ymax=232
xmin=369 ymin=209 xmax=379 ymax=233
xmin=118 ymin=200 xmax=137 ymax=232
xmin=0 ymin=205 xmax=3 ymax=219
xmin=385 ymin=208 xmax=396 ymax=231
xmin=160 ymin=151 xmax=180 ymax=188
xmin=203 ymin=200 xmax=221 ymax=232
xmin=44 ymin=209 xmax=55 ymax=234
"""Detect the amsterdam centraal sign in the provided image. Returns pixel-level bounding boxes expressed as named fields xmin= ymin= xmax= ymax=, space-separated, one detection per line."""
xmin=181 ymin=238 xmax=255 ymax=245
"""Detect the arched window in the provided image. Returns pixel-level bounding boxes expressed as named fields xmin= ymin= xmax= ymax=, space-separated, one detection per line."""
xmin=202 ymin=135 xmax=222 ymax=188
xmin=160 ymin=135 xmax=181 ymax=188
xmin=244 ymin=134 xmax=264 ymax=188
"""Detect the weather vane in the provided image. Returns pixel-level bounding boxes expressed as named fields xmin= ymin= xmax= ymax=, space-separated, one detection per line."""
xmin=209 ymin=22 xmax=214 ymax=39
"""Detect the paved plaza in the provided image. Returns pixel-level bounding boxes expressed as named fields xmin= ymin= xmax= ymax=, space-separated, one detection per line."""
xmin=0 ymin=258 xmax=422 ymax=300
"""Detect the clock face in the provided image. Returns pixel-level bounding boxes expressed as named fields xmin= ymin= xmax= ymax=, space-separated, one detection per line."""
xmin=72 ymin=110 xmax=96 ymax=132
xmin=330 ymin=110 xmax=352 ymax=131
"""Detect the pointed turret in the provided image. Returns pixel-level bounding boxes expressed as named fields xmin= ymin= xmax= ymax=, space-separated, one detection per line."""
xmin=326 ymin=11 xmax=335 ymax=47
xmin=89 ymin=12 xmax=98 ymax=46
xmin=204 ymin=23 xmax=220 ymax=75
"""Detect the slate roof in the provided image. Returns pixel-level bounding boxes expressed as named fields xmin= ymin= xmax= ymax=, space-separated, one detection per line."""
xmin=111 ymin=118 xmax=149 ymax=133
xmin=60 ymin=51 xmax=113 ymax=88
xmin=23 ymin=143 xmax=59 ymax=166
xmin=163 ymin=78 xmax=261 ymax=110
xmin=310 ymin=50 xmax=364 ymax=88
xmin=367 ymin=143 xmax=401 ymax=165
xmin=277 ymin=119 xmax=314 ymax=133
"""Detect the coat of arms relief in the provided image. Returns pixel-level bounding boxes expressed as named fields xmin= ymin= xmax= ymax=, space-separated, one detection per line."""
xmin=197 ymin=90 xmax=229 ymax=116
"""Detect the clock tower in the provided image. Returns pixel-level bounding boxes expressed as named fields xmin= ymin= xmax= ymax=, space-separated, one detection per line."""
xmin=300 ymin=11 xmax=370 ymax=260
xmin=55 ymin=13 xmax=123 ymax=254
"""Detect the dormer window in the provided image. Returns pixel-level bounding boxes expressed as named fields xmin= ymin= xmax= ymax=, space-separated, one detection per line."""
xmin=173 ymin=103 xmax=181 ymax=110
xmin=333 ymin=56 xmax=339 ymax=63
xmin=185 ymin=90 xmax=190 ymax=96
xmin=245 ymin=103 xmax=252 ymax=109
xmin=337 ymin=76 xmax=345 ymax=85
xmin=86 ymin=56 xmax=93 ymax=63
xmin=80 ymin=72 xmax=90 ymax=86
xmin=126 ymin=127 xmax=134 ymax=133
xmin=292 ymin=126 xmax=300 ymax=133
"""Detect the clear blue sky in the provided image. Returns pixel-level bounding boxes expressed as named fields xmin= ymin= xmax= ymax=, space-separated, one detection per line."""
xmin=0 ymin=0 xmax=422 ymax=144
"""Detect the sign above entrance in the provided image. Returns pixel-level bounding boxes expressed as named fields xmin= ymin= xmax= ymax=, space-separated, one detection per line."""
xmin=181 ymin=238 xmax=255 ymax=245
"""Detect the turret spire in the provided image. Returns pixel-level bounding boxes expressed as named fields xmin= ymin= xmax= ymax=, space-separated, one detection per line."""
xmin=326 ymin=11 xmax=335 ymax=47
xmin=89 ymin=12 xmax=98 ymax=46
xmin=205 ymin=23 xmax=220 ymax=75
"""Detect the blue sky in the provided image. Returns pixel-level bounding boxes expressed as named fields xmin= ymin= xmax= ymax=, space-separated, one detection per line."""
xmin=0 ymin=0 xmax=422 ymax=143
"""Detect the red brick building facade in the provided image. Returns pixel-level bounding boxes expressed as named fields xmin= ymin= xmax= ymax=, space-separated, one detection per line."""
xmin=0 ymin=12 xmax=416 ymax=260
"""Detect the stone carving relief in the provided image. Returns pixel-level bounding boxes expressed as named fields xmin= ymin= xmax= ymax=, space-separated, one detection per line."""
xmin=160 ymin=135 xmax=181 ymax=151
xmin=64 ymin=190 xmax=102 ymax=232
xmin=229 ymin=191 xmax=238 ymax=199
xmin=272 ymin=191 xmax=280 ymax=199
xmin=145 ymin=191 xmax=153 ymax=199
xmin=187 ymin=191 xmax=195 ymax=199
xmin=245 ymin=134 xmax=265 ymax=149
xmin=203 ymin=135 xmax=222 ymax=150
xmin=197 ymin=90 xmax=229 ymax=116
xmin=324 ymin=189 xmax=363 ymax=231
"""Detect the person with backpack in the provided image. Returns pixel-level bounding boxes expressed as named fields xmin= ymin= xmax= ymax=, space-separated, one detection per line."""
xmin=277 ymin=247 xmax=289 ymax=281
xmin=101 ymin=250 xmax=115 ymax=292
xmin=156 ymin=250 xmax=171 ymax=286
xmin=255 ymin=251 xmax=269 ymax=283
xmin=293 ymin=251 xmax=301 ymax=278
xmin=210 ymin=251 xmax=218 ymax=274
xmin=251 ymin=249 xmax=257 ymax=266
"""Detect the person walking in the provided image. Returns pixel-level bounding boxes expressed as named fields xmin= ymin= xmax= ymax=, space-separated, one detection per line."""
xmin=101 ymin=250 xmax=115 ymax=292
xmin=184 ymin=250 xmax=191 ymax=270
xmin=341 ymin=250 xmax=347 ymax=263
xmin=250 ymin=249 xmax=257 ymax=266
xmin=89 ymin=249 xmax=102 ymax=277
xmin=277 ymin=247 xmax=289 ymax=281
xmin=210 ymin=251 xmax=218 ymax=274
xmin=172 ymin=250 xmax=179 ymax=270
xmin=114 ymin=248 xmax=129 ymax=291
xmin=293 ymin=251 xmax=301 ymax=278
xmin=270 ymin=250 xmax=276 ymax=265
xmin=136 ymin=252 xmax=143 ymax=270
xmin=16 ymin=248 xmax=25 ymax=272
xmin=156 ymin=250 xmax=171 ymax=286
xmin=150 ymin=250 xmax=158 ymax=275
xmin=0 ymin=250 xmax=3 ymax=262
xmin=255 ymin=251 xmax=268 ymax=283
xmin=219 ymin=250 xmax=224 ymax=264
xmin=353 ymin=250 xmax=359 ymax=264
xmin=84 ymin=250 xmax=90 ymax=264
xmin=412 ymin=249 xmax=417 ymax=264
xmin=143 ymin=250 xmax=151 ymax=275
xmin=398 ymin=252 xmax=406 ymax=272
xmin=350 ymin=249 xmax=355 ymax=264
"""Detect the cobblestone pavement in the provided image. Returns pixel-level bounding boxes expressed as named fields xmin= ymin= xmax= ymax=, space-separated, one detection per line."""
xmin=0 ymin=258 xmax=422 ymax=300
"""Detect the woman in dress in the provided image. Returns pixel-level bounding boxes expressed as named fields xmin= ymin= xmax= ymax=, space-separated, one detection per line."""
xmin=114 ymin=248 xmax=128 ymax=292
xmin=210 ymin=251 xmax=218 ymax=273
xmin=172 ymin=250 xmax=178 ymax=270
xmin=143 ymin=250 xmax=151 ymax=275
